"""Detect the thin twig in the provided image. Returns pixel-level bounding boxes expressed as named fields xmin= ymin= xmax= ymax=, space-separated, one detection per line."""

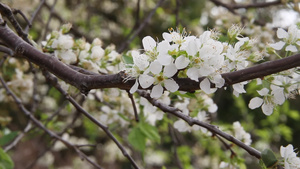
xmin=0 ymin=75 xmax=103 ymax=169
xmin=168 ymin=123 xmax=184 ymax=169
xmin=0 ymin=2 xmax=31 ymax=44
xmin=4 ymin=121 xmax=33 ymax=152
xmin=127 ymin=90 xmax=139 ymax=122
xmin=25 ymin=0 xmax=46 ymax=33
xmin=216 ymin=135 xmax=237 ymax=158
xmin=42 ymin=70 xmax=140 ymax=169
xmin=42 ymin=0 xmax=57 ymax=40
xmin=117 ymin=0 xmax=165 ymax=53
xmin=137 ymin=90 xmax=262 ymax=159
xmin=0 ymin=45 xmax=14 ymax=55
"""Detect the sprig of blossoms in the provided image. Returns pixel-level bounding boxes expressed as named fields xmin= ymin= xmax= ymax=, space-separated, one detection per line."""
xmin=269 ymin=25 xmax=300 ymax=53
xmin=126 ymin=26 xmax=260 ymax=98
xmin=248 ymin=24 xmax=300 ymax=115
xmin=42 ymin=24 xmax=122 ymax=74
xmin=280 ymin=144 xmax=300 ymax=169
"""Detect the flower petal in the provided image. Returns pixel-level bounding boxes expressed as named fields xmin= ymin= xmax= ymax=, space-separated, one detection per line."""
xmin=248 ymin=97 xmax=263 ymax=109
xmin=163 ymin=64 xmax=177 ymax=78
xmin=200 ymin=78 xmax=216 ymax=94
xmin=277 ymin=28 xmax=288 ymax=39
xmin=285 ymin=45 xmax=297 ymax=52
xmin=150 ymin=84 xmax=164 ymax=98
xmin=149 ymin=60 xmax=162 ymax=75
xmin=142 ymin=36 xmax=156 ymax=51
xmin=257 ymin=88 xmax=269 ymax=96
xmin=233 ymin=83 xmax=246 ymax=94
xmin=175 ymin=55 xmax=190 ymax=69
xmin=269 ymin=41 xmax=285 ymax=50
xmin=164 ymin=79 xmax=179 ymax=92
xmin=262 ymin=102 xmax=274 ymax=116
xmin=186 ymin=67 xmax=199 ymax=82
xmin=129 ymin=79 xmax=139 ymax=93
xmin=139 ymin=74 xmax=155 ymax=88
xmin=157 ymin=53 xmax=172 ymax=65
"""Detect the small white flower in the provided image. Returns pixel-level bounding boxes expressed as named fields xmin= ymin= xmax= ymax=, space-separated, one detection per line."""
xmin=280 ymin=144 xmax=300 ymax=169
xmin=91 ymin=45 xmax=105 ymax=61
xmin=175 ymin=55 xmax=190 ymax=69
xmin=142 ymin=36 xmax=156 ymax=51
xmin=269 ymin=25 xmax=300 ymax=52
xmin=52 ymin=34 xmax=74 ymax=50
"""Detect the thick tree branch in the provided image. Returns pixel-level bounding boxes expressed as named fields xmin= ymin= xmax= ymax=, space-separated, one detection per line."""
xmin=1 ymin=16 xmax=300 ymax=94
xmin=210 ymin=0 xmax=282 ymax=11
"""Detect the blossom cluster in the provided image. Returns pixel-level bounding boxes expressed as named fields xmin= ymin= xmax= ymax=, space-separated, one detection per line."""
xmin=126 ymin=26 xmax=260 ymax=98
xmin=280 ymin=144 xmax=300 ymax=169
xmin=249 ymin=25 xmax=300 ymax=115
xmin=42 ymin=23 xmax=122 ymax=75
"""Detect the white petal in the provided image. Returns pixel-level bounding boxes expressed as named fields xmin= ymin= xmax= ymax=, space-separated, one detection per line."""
xmin=163 ymin=64 xmax=177 ymax=78
xmin=186 ymin=67 xmax=199 ymax=82
xmin=200 ymin=78 xmax=215 ymax=94
xmin=139 ymin=74 xmax=154 ymax=88
xmin=208 ymin=104 xmax=218 ymax=113
xmin=269 ymin=41 xmax=285 ymax=50
xmin=142 ymin=36 xmax=156 ymax=51
xmin=233 ymin=83 xmax=246 ymax=94
xmin=248 ymin=97 xmax=263 ymax=109
xmin=164 ymin=79 xmax=179 ymax=92
xmin=186 ymin=40 xmax=198 ymax=56
xmin=262 ymin=102 xmax=274 ymax=116
xmin=157 ymin=53 xmax=172 ymax=65
xmin=175 ymin=55 xmax=190 ymax=69
xmin=272 ymin=87 xmax=285 ymax=105
xmin=199 ymin=65 xmax=215 ymax=76
xmin=162 ymin=32 xmax=172 ymax=42
xmin=149 ymin=60 xmax=162 ymax=74
xmin=129 ymin=79 xmax=139 ymax=93
xmin=133 ymin=53 xmax=149 ymax=70
xmin=285 ymin=45 xmax=297 ymax=52
xmin=150 ymin=84 xmax=163 ymax=98
xmin=257 ymin=88 xmax=269 ymax=96
xmin=211 ymin=74 xmax=225 ymax=88
xmin=277 ymin=28 xmax=288 ymax=39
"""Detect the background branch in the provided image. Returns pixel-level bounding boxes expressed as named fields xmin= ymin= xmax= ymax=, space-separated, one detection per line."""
xmin=137 ymin=90 xmax=262 ymax=159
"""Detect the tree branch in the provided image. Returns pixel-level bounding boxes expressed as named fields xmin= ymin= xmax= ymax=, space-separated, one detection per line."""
xmin=137 ymin=90 xmax=262 ymax=159
xmin=0 ymin=75 xmax=103 ymax=169
xmin=1 ymin=14 xmax=300 ymax=94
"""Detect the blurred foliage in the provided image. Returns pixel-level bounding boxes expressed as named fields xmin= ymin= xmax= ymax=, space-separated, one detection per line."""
xmin=1 ymin=0 xmax=300 ymax=169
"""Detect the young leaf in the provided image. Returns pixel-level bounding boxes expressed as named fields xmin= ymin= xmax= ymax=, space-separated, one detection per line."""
xmin=139 ymin=122 xmax=160 ymax=143
xmin=0 ymin=131 xmax=18 ymax=146
xmin=0 ymin=147 xmax=14 ymax=169
xmin=128 ymin=127 xmax=146 ymax=152
xmin=261 ymin=149 xmax=278 ymax=168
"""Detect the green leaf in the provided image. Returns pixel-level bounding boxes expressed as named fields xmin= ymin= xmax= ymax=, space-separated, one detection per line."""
xmin=0 ymin=147 xmax=14 ymax=169
xmin=139 ymin=123 xmax=160 ymax=143
xmin=122 ymin=54 xmax=133 ymax=65
xmin=128 ymin=127 xmax=146 ymax=152
xmin=173 ymin=91 xmax=196 ymax=98
xmin=261 ymin=149 xmax=278 ymax=168
xmin=0 ymin=131 xmax=18 ymax=146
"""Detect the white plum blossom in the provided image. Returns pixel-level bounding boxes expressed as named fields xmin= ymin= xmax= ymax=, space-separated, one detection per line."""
xmin=125 ymin=27 xmax=266 ymax=98
xmin=149 ymin=61 xmax=179 ymax=98
xmin=233 ymin=121 xmax=252 ymax=145
xmin=232 ymin=81 xmax=248 ymax=97
xmin=248 ymin=86 xmax=285 ymax=116
xmin=280 ymin=144 xmax=300 ymax=169
xmin=51 ymin=34 xmax=77 ymax=64
xmin=140 ymin=97 xmax=164 ymax=125
xmin=269 ymin=25 xmax=300 ymax=52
